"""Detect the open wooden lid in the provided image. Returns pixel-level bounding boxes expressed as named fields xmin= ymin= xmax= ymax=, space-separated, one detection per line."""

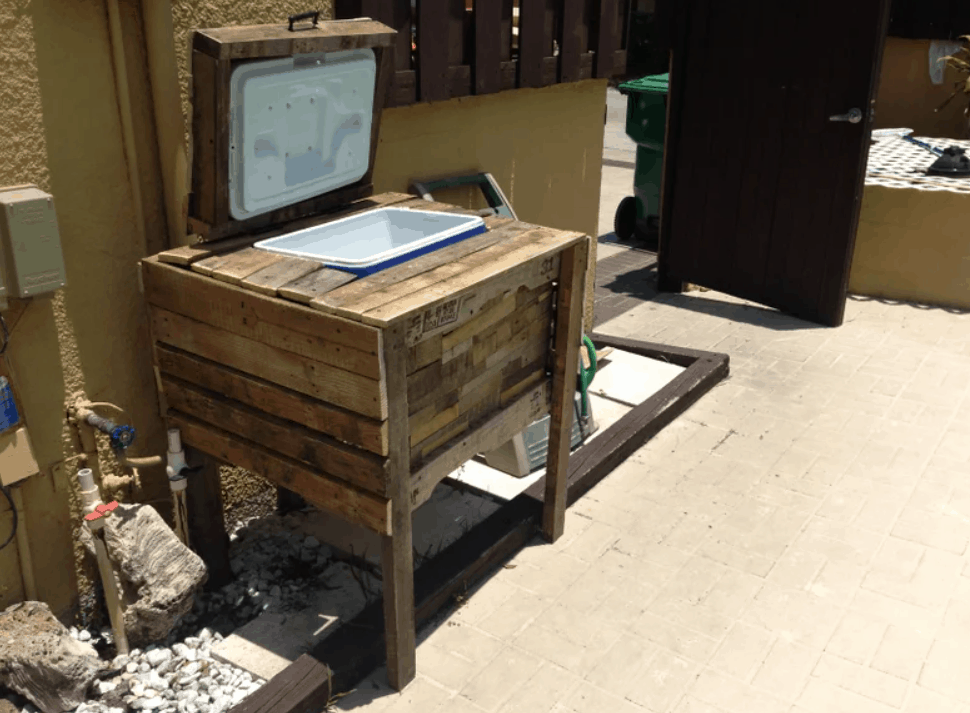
xmin=189 ymin=16 xmax=396 ymax=242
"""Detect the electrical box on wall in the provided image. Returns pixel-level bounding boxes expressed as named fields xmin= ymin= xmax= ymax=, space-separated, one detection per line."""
xmin=0 ymin=185 xmax=67 ymax=299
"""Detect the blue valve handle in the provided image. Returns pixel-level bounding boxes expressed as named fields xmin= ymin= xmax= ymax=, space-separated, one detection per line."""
xmin=110 ymin=425 xmax=136 ymax=451
xmin=84 ymin=412 xmax=136 ymax=450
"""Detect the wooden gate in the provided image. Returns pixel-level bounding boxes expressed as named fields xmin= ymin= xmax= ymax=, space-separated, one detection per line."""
xmin=657 ymin=0 xmax=892 ymax=326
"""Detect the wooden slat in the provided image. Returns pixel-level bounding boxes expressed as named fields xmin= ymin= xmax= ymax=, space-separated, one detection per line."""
xmin=240 ymin=257 xmax=322 ymax=296
xmin=190 ymin=182 xmax=375 ymax=243
xmin=380 ymin=321 xmax=416 ymax=690
xmin=213 ymin=57 xmax=231 ymax=225
xmin=311 ymin=219 xmax=535 ymax=317
xmin=156 ymin=235 xmax=259 ymax=266
xmin=560 ymin=0 xmax=584 ymax=83
xmin=592 ymin=0 xmax=620 ymax=78
xmin=362 ymin=230 xmax=581 ymax=331
xmin=474 ymin=0 xmax=502 ymax=94
xmin=155 ymin=345 xmax=388 ymax=456
xmin=142 ymin=257 xmax=382 ymax=372
xmin=417 ymin=0 xmax=450 ymax=102
xmin=162 ymin=375 xmax=389 ymax=496
xmin=170 ymin=411 xmax=392 ymax=535
xmin=277 ymin=268 xmax=358 ymax=304
xmin=409 ymin=381 xmax=550 ymax=507
xmin=542 ymin=238 xmax=588 ymax=542
xmin=518 ymin=0 xmax=552 ymax=88
xmin=193 ymin=19 xmax=396 ymax=60
xmin=150 ymin=307 xmax=388 ymax=420
xmin=190 ymin=51 xmax=217 ymax=225
xmin=406 ymin=334 xmax=442 ymax=374
xmin=192 ymin=247 xmax=284 ymax=283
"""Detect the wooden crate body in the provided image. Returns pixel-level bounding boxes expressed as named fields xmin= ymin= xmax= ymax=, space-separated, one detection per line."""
xmin=142 ymin=193 xmax=585 ymax=534
xmin=188 ymin=18 xmax=396 ymax=241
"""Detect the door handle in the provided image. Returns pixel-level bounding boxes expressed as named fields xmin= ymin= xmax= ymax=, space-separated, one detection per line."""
xmin=829 ymin=108 xmax=863 ymax=124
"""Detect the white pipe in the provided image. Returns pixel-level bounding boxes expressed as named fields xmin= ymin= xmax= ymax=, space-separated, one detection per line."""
xmin=166 ymin=428 xmax=190 ymax=546
xmin=77 ymin=468 xmax=129 ymax=656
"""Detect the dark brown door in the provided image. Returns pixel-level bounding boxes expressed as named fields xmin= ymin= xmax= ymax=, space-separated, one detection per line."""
xmin=657 ymin=0 xmax=892 ymax=326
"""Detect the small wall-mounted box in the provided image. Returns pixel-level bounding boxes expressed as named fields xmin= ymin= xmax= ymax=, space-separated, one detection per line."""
xmin=0 ymin=185 xmax=67 ymax=299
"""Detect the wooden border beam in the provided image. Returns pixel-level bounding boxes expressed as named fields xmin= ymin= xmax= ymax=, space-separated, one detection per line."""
xmin=227 ymin=334 xmax=728 ymax=713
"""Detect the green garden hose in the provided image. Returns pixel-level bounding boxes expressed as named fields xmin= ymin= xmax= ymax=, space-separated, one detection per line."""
xmin=578 ymin=335 xmax=597 ymax=418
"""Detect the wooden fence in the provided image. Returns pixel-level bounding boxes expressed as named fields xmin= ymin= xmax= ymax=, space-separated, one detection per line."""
xmin=334 ymin=0 xmax=631 ymax=107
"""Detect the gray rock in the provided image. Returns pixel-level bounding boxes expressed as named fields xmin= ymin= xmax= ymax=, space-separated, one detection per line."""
xmin=139 ymin=663 xmax=151 ymax=674
xmin=127 ymin=663 xmax=140 ymax=674
xmin=79 ymin=504 xmax=208 ymax=648
xmin=77 ymin=630 xmax=92 ymax=642
xmin=0 ymin=601 xmax=102 ymax=713
xmin=140 ymin=698 xmax=165 ymax=711
xmin=112 ymin=655 xmax=129 ymax=669
xmin=269 ymin=585 xmax=281 ymax=597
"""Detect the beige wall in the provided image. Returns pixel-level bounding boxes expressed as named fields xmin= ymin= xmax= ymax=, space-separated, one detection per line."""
xmin=373 ymin=80 xmax=607 ymax=327
xmin=0 ymin=0 xmax=606 ymax=619
xmin=874 ymin=37 xmax=970 ymax=139
xmin=849 ymin=185 xmax=970 ymax=310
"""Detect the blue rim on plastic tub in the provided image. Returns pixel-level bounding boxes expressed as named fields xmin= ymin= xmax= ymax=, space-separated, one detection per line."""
xmin=253 ymin=207 xmax=489 ymax=276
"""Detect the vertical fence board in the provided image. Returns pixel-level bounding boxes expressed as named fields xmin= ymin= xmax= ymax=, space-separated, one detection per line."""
xmin=475 ymin=0 xmax=504 ymax=93
xmin=591 ymin=0 xmax=619 ymax=77
xmin=417 ymin=1 xmax=451 ymax=101
xmin=560 ymin=0 xmax=583 ymax=82
xmin=519 ymin=0 xmax=549 ymax=86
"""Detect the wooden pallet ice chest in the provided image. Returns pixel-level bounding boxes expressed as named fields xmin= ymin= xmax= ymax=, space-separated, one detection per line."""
xmin=140 ymin=192 xmax=589 ymax=689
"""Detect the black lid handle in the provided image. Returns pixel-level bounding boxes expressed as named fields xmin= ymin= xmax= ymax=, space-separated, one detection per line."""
xmin=288 ymin=11 xmax=320 ymax=31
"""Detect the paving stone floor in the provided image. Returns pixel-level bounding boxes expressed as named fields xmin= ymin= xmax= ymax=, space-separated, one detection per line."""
xmin=337 ymin=251 xmax=970 ymax=713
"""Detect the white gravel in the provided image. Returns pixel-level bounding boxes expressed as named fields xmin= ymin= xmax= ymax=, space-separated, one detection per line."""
xmin=7 ymin=510 xmax=340 ymax=713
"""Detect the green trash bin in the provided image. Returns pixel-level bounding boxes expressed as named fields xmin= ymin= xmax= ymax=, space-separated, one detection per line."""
xmin=614 ymin=73 xmax=668 ymax=243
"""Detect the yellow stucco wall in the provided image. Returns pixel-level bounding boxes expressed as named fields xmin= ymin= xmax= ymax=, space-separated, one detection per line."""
xmin=874 ymin=37 xmax=970 ymax=139
xmin=849 ymin=185 xmax=970 ymax=310
xmin=0 ymin=0 xmax=606 ymax=620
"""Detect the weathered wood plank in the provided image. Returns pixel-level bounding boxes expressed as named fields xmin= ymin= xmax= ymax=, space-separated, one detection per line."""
xmin=155 ymin=345 xmax=388 ymax=456
xmin=277 ymin=268 xmax=358 ymax=305
xmin=193 ymin=19 xmax=396 ymax=60
xmin=183 ymin=446 xmax=233 ymax=591
xmin=560 ymin=0 xmax=584 ymax=83
xmin=409 ymin=381 xmax=550 ymax=507
xmin=170 ymin=411 xmax=392 ymax=535
xmin=309 ymin=213 xmax=525 ymax=316
xmin=326 ymin=224 xmax=560 ymax=323
xmin=474 ymin=0 xmax=502 ymax=94
xmin=191 ymin=247 xmax=278 ymax=280
xmin=150 ymin=307 xmax=388 ymax=420
xmin=240 ymin=257 xmax=322 ymax=296
xmin=190 ymin=51 xmax=217 ymax=225
xmin=542 ymin=239 xmax=589 ymax=542
xmin=366 ymin=232 xmax=579 ymax=339
xmin=162 ymin=375 xmax=390 ymax=496
xmin=379 ymin=322 xmax=416 ymax=690
xmin=142 ymin=257 xmax=382 ymax=377
xmin=406 ymin=334 xmax=442 ymax=374
xmin=213 ymin=58 xmax=231 ymax=225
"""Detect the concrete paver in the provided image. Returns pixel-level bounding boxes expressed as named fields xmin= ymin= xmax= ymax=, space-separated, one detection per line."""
xmin=337 ymin=158 xmax=970 ymax=711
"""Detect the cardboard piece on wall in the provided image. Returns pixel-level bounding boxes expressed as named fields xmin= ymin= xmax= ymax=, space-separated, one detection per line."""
xmin=0 ymin=426 xmax=39 ymax=486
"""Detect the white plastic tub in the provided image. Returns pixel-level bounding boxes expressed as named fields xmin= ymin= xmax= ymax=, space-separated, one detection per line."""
xmin=253 ymin=207 xmax=487 ymax=276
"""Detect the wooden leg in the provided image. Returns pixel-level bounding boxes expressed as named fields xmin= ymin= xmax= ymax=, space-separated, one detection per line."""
xmin=276 ymin=486 xmax=307 ymax=515
xmin=184 ymin=446 xmax=233 ymax=590
xmin=381 ymin=324 xmax=416 ymax=690
xmin=543 ymin=239 xmax=590 ymax=543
